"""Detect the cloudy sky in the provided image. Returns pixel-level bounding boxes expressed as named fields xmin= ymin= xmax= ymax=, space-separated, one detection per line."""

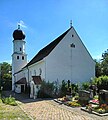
xmin=0 ymin=0 xmax=108 ymax=63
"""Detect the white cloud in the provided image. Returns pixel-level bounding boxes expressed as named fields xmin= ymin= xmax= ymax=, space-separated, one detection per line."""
xmin=17 ymin=20 xmax=27 ymax=28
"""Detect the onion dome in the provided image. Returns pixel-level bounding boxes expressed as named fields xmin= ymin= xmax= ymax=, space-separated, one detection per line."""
xmin=13 ymin=25 xmax=25 ymax=40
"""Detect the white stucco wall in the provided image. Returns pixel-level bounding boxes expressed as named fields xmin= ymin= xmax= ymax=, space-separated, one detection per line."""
xmin=13 ymin=40 xmax=26 ymax=53
xmin=27 ymin=60 xmax=45 ymax=82
xmin=12 ymin=39 xmax=27 ymax=91
xmin=45 ymin=27 xmax=95 ymax=84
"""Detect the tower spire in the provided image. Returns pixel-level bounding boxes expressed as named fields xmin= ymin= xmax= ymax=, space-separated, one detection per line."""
xmin=70 ymin=20 xmax=72 ymax=28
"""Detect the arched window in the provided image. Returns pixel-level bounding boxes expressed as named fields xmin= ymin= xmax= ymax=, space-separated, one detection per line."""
xmin=22 ymin=56 xmax=24 ymax=60
xmin=20 ymin=47 xmax=22 ymax=51
xmin=17 ymin=56 xmax=19 ymax=59
xmin=39 ymin=68 xmax=42 ymax=75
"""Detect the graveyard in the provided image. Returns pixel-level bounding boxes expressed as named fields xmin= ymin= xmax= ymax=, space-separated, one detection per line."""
xmin=55 ymin=78 xmax=108 ymax=116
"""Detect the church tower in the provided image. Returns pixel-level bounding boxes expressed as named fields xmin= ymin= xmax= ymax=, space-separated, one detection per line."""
xmin=12 ymin=25 xmax=27 ymax=91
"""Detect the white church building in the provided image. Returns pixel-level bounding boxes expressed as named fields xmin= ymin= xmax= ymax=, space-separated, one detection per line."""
xmin=12 ymin=24 xmax=95 ymax=98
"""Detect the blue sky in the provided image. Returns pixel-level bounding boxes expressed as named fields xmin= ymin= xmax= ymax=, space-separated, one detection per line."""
xmin=0 ymin=0 xmax=108 ymax=63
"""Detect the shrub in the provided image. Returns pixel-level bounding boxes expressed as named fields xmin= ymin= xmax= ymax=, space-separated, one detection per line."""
xmin=82 ymin=82 xmax=90 ymax=90
xmin=0 ymin=99 xmax=2 ymax=103
xmin=37 ymin=81 xmax=55 ymax=98
xmin=2 ymin=96 xmax=17 ymax=106
xmin=60 ymin=80 xmax=67 ymax=97
xmin=92 ymin=76 xmax=108 ymax=91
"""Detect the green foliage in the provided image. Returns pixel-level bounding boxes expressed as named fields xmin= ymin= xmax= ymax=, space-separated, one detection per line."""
xmin=60 ymin=80 xmax=67 ymax=97
xmin=2 ymin=96 xmax=17 ymax=106
xmin=92 ymin=76 xmax=108 ymax=91
xmin=1 ymin=62 xmax=12 ymax=77
xmin=95 ymin=60 xmax=102 ymax=77
xmin=0 ymin=99 xmax=2 ymax=103
xmin=95 ymin=49 xmax=108 ymax=77
xmin=3 ymin=73 xmax=12 ymax=80
xmin=37 ymin=80 xmax=55 ymax=98
xmin=0 ymin=62 xmax=12 ymax=90
xmin=67 ymin=101 xmax=81 ymax=107
xmin=71 ymin=83 xmax=79 ymax=92
xmin=82 ymin=82 xmax=90 ymax=90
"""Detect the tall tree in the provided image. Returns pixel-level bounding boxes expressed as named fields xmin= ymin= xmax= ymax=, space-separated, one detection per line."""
xmin=1 ymin=62 xmax=12 ymax=80
xmin=0 ymin=62 xmax=12 ymax=90
xmin=95 ymin=59 xmax=102 ymax=77
xmin=101 ymin=49 xmax=108 ymax=76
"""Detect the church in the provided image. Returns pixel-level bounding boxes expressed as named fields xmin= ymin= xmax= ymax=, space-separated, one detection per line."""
xmin=12 ymin=24 xmax=95 ymax=99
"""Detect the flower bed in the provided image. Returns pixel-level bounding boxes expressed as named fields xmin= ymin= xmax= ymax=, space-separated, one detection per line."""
xmin=94 ymin=104 xmax=108 ymax=114
xmin=82 ymin=103 xmax=108 ymax=116
xmin=66 ymin=101 xmax=81 ymax=107
xmin=56 ymin=96 xmax=81 ymax=107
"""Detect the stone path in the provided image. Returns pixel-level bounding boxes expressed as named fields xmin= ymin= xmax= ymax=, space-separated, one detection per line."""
xmin=2 ymin=91 xmax=108 ymax=120
xmin=19 ymin=99 xmax=94 ymax=120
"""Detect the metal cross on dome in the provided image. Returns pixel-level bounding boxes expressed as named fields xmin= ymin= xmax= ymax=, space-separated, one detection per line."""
xmin=18 ymin=24 xmax=20 ymax=29
xmin=70 ymin=20 xmax=72 ymax=28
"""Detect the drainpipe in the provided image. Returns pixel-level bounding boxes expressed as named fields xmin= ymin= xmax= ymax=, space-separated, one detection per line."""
xmin=27 ymin=66 xmax=29 ymax=86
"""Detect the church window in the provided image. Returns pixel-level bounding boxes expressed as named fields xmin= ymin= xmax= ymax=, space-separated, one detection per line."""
xmin=17 ymin=56 xmax=19 ymax=59
xmin=39 ymin=68 xmax=42 ymax=75
xmin=20 ymin=47 xmax=22 ymax=51
xmin=22 ymin=56 xmax=24 ymax=60
xmin=72 ymin=34 xmax=74 ymax=37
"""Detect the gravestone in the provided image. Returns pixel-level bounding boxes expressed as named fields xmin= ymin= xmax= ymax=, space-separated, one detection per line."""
xmin=79 ymin=90 xmax=90 ymax=100
xmin=99 ymin=90 xmax=108 ymax=105
xmin=79 ymin=90 xmax=90 ymax=106
xmin=66 ymin=80 xmax=72 ymax=100
xmin=66 ymin=80 xmax=72 ymax=95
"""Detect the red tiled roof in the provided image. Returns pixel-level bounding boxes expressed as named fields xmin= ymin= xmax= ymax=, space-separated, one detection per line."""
xmin=32 ymin=76 xmax=42 ymax=85
xmin=15 ymin=77 xmax=27 ymax=84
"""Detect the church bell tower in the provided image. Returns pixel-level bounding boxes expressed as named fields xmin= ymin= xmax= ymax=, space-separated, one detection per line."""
xmin=12 ymin=25 xmax=27 ymax=91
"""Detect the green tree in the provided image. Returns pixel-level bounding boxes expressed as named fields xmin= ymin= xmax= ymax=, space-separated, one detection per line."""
xmin=101 ymin=50 xmax=108 ymax=75
xmin=95 ymin=49 xmax=108 ymax=76
xmin=0 ymin=62 xmax=12 ymax=90
xmin=95 ymin=59 xmax=102 ymax=77
xmin=60 ymin=80 xmax=67 ymax=97
xmin=1 ymin=62 xmax=12 ymax=80
xmin=92 ymin=76 xmax=108 ymax=91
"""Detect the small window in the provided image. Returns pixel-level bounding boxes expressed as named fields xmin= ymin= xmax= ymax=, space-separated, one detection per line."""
xmin=22 ymin=56 xmax=24 ymax=60
xmin=39 ymin=68 xmax=42 ymax=75
xmin=20 ymin=48 xmax=22 ymax=51
xmin=17 ymin=56 xmax=19 ymax=59
xmin=72 ymin=34 xmax=74 ymax=37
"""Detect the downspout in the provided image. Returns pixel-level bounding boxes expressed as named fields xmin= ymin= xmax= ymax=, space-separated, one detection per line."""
xmin=27 ymin=66 xmax=29 ymax=85
xmin=27 ymin=66 xmax=30 ymax=95
xmin=45 ymin=57 xmax=46 ymax=81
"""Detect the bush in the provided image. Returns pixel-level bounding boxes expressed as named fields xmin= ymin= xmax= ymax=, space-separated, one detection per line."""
xmin=37 ymin=81 xmax=55 ymax=98
xmin=60 ymin=80 xmax=67 ymax=97
xmin=2 ymin=96 xmax=17 ymax=106
xmin=92 ymin=76 xmax=108 ymax=91
xmin=82 ymin=82 xmax=90 ymax=90
xmin=0 ymin=99 xmax=2 ymax=103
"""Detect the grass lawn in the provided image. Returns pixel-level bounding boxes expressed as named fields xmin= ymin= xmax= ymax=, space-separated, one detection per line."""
xmin=0 ymin=99 xmax=31 ymax=120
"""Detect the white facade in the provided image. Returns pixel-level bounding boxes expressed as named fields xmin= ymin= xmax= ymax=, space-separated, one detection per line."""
xmin=45 ymin=28 xmax=95 ymax=84
xmin=12 ymin=39 xmax=27 ymax=90
xmin=12 ymin=26 xmax=95 ymax=95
